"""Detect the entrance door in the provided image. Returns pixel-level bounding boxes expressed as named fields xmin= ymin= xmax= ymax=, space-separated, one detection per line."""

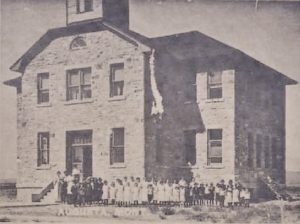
xmin=71 ymin=146 xmax=92 ymax=179
xmin=66 ymin=130 xmax=93 ymax=180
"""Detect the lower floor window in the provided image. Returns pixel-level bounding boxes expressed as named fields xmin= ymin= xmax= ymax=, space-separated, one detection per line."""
xmin=110 ymin=128 xmax=125 ymax=164
xmin=184 ymin=130 xmax=196 ymax=165
xmin=207 ymin=129 xmax=222 ymax=165
xmin=37 ymin=132 xmax=50 ymax=166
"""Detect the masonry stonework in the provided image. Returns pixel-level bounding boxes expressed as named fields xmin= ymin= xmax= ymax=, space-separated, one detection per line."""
xmin=17 ymin=30 xmax=147 ymax=201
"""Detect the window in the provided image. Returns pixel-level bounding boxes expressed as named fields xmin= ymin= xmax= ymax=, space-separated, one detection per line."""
xmin=76 ymin=0 xmax=93 ymax=13
xmin=67 ymin=67 xmax=91 ymax=101
xmin=184 ymin=130 xmax=196 ymax=165
xmin=247 ymin=133 xmax=254 ymax=168
xmin=110 ymin=63 xmax=124 ymax=97
xmin=256 ymin=134 xmax=262 ymax=168
xmin=37 ymin=132 xmax=50 ymax=166
xmin=110 ymin=128 xmax=125 ymax=164
xmin=271 ymin=137 xmax=277 ymax=168
xmin=70 ymin=37 xmax=87 ymax=50
xmin=37 ymin=73 xmax=49 ymax=104
xmin=208 ymin=71 xmax=222 ymax=99
xmin=207 ymin=129 xmax=222 ymax=165
xmin=264 ymin=136 xmax=270 ymax=168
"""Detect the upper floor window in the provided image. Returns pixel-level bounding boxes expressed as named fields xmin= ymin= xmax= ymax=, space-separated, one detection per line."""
xmin=37 ymin=73 xmax=49 ymax=104
xmin=110 ymin=63 xmax=124 ymax=98
xmin=37 ymin=132 xmax=50 ymax=167
xmin=184 ymin=130 xmax=196 ymax=165
xmin=67 ymin=67 xmax=91 ymax=101
xmin=207 ymin=129 xmax=222 ymax=165
xmin=110 ymin=128 xmax=125 ymax=165
xmin=70 ymin=37 xmax=87 ymax=50
xmin=208 ymin=71 xmax=222 ymax=99
xmin=76 ymin=0 xmax=93 ymax=13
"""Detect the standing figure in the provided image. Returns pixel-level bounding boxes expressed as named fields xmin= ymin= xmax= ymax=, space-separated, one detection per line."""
xmin=123 ymin=181 xmax=131 ymax=207
xmin=147 ymin=183 xmax=154 ymax=204
xmin=102 ymin=180 xmax=109 ymax=205
xmin=232 ymin=184 xmax=240 ymax=207
xmin=157 ymin=180 xmax=165 ymax=205
xmin=109 ymin=181 xmax=116 ymax=205
xmin=133 ymin=182 xmax=140 ymax=205
xmin=225 ymin=180 xmax=234 ymax=208
xmin=209 ymin=183 xmax=215 ymax=206
xmin=116 ymin=179 xmax=124 ymax=206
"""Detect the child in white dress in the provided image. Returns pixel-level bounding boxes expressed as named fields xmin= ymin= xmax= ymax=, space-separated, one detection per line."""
xmin=102 ymin=180 xmax=109 ymax=205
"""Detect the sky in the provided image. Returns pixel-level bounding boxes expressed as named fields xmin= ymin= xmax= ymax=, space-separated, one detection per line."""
xmin=0 ymin=0 xmax=300 ymax=179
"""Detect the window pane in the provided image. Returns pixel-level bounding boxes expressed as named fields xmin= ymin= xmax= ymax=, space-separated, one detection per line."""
xmin=209 ymin=87 xmax=222 ymax=99
xmin=68 ymin=86 xmax=80 ymax=100
xmin=69 ymin=71 xmax=80 ymax=86
xmin=210 ymin=157 xmax=222 ymax=164
xmin=82 ymin=85 xmax=91 ymax=99
xmin=38 ymin=133 xmax=49 ymax=166
xmin=208 ymin=145 xmax=222 ymax=157
xmin=114 ymin=147 xmax=124 ymax=163
xmin=82 ymin=70 xmax=91 ymax=85
xmin=112 ymin=81 xmax=124 ymax=96
xmin=38 ymin=90 xmax=49 ymax=104
xmin=84 ymin=0 xmax=93 ymax=12
xmin=208 ymin=71 xmax=222 ymax=85
xmin=113 ymin=128 xmax=124 ymax=146
xmin=113 ymin=68 xmax=124 ymax=82
xmin=209 ymin=129 xmax=222 ymax=140
xmin=40 ymin=75 xmax=49 ymax=90
xmin=184 ymin=130 xmax=196 ymax=165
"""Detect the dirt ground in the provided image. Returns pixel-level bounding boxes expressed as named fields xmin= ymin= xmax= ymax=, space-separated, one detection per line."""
xmin=0 ymin=200 xmax=299 ymax=223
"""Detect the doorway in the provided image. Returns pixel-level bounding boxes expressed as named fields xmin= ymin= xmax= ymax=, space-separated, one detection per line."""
xmin=66 ymin=130 xmax=92 ymax=180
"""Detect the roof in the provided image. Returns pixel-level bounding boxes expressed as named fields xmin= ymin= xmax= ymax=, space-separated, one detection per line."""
xmin=8 ymin=20 xmax=297 ymax=86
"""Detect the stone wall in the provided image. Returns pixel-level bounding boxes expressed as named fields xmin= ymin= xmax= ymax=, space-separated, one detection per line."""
xmin=17 ymin=29 xmax=146 ymax=201
xmin=193 ymin=57 xmax=236 ymax=184
xmin=234 ymin=62 xmax=286 ymax=197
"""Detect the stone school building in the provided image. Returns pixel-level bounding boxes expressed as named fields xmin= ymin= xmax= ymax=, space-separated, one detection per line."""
xmin=4 ymin=0 xmax=297 ymax=202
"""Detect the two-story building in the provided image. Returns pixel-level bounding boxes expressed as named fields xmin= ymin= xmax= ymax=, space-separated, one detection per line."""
xmin=4 ymin=0 xmax=297 ymax=202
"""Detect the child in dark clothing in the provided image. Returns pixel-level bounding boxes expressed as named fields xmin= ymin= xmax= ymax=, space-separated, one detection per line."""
xmin=77 ymin=183 xmax=86 ymax=206
xmin=85 ymin=181 xmax=93 ymax=206
xmin=209 ymin=183 xmax=215 ymax=206
xmin=198 ymin=184 xmax=205 ymax=206
xmin=192 ymin=183 xmax=199 ymax=205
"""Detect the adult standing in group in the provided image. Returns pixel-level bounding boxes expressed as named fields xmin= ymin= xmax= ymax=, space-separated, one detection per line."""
xmin=54 ymin=171 xmax=64 ymax=202
xmin=72 ymin=165 xmax=81 ymax=183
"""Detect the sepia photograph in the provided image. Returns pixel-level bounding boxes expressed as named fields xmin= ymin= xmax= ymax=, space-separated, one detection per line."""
xmin=0 ymin=0 xmax=300 ymax=223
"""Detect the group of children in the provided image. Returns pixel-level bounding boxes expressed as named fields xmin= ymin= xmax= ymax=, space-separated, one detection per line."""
xmin=55 ymin=172 xmax=251 ymax=208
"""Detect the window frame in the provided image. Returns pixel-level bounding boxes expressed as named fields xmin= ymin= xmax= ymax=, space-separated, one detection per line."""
xmin=37 ymin=72 xmax=50 ymax=104
xmin=207 ymin=129 xmax=223 ymax=166
xmin=184 ymin=129 xmax=197 ymax=165
xmin=66 ymin=67 xmax=92 ymax=101
xmin=109 ymin=63 xmax=125 ymax=98
xmin=110 ymin=128 xmax=125 ymax=165
xmin=76 ymin=0 xmax=93 ymax=14
xmin=207 ymin=71 xmax=222 ymax=99
xmin=70 ymin=37 xmax=87 ymax=50
xmin=37 ymin=132 xmax=50 ymax=167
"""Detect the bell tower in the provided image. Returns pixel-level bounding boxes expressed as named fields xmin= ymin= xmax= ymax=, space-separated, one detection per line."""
xmin=66 ymin=0 xmax=129 ymax=30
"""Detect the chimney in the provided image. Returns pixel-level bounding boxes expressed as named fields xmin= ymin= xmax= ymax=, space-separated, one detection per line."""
xmin=66 ymin=0 xmax=129 ymax=30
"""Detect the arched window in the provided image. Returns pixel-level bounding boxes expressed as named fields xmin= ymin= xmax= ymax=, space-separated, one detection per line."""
xmin=70 ymin=37 xmax=87 ymax=50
